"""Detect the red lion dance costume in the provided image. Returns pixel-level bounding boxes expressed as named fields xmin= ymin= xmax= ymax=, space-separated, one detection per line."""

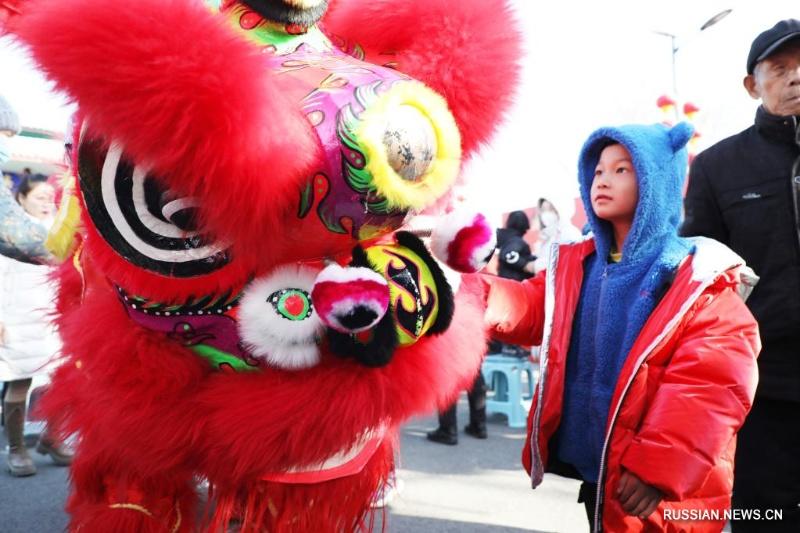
xmin=2 ymin=0 xmax=520 ymax=530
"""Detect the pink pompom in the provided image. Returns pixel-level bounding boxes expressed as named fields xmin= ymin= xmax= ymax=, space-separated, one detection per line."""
xmin=311 ymin=264 xmax=390 ymax=334
xmin=431 ymin=211 xmax=496 ymax=273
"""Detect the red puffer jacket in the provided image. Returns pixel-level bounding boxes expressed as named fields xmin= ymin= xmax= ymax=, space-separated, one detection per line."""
xmin=485 ymin=236 xmax=760 ymax=532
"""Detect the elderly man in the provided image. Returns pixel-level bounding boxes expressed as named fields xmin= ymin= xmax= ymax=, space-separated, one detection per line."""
xmin=681 ymin=19 xmax=800 ymax=533
xmin=0 ymin=94 xmax=51 ymax=264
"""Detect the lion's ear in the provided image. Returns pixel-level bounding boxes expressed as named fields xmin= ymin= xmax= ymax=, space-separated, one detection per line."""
xmin=321 ymin=0 xmax=522 ymax=156
xmin=12 ymin=0 xmax=319 ymax=255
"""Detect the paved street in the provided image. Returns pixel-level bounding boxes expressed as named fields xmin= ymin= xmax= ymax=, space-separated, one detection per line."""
xmin=1 ymin=397 xmax=587 ymax=532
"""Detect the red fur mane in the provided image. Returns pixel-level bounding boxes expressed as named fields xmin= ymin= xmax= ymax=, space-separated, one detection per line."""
xmin=8 ymin=0 xmax=520 ymax=530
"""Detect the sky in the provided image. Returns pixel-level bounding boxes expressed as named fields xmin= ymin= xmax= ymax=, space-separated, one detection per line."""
xmin=1 ymin=0 xmax=798 ymax=220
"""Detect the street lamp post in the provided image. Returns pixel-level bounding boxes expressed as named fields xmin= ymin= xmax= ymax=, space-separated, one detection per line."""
xmin=654 ymin=9 xmax=733 ymax=99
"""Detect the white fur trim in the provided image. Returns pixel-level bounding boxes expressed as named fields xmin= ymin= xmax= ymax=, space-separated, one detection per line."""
xmin=686 ymin=237 xmax=746 ymax=283
xmin=259 ymin=341 xmax=321 ymax=370
xmin=325 ymin=298 xmax=386 ymax=333
xmin=313 ymin=264 xmax=387 ymax=287
xmin=430 ymin=211 xmax=496 ymax=271
xmin=238 ymin=264 xmax=323 ymax=370
xmin=468 ymin=234 xmax=497 ymax=272
xmin=430 ymin=210 xmax=481 ymax=262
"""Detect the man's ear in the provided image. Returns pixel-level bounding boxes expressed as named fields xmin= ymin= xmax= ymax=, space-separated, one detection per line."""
xmin=743 ymin=74 xmax=760 ymax=100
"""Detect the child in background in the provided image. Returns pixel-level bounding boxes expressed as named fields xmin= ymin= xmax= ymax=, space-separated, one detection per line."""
xmin=484 ymin=123 xmax=759 ymax=532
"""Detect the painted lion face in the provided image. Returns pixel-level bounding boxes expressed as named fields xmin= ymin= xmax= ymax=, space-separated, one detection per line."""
xmin=76 ymin=7 xmax=460 ymax=302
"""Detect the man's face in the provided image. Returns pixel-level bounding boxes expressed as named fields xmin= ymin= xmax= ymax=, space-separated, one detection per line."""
xmin=590 ymin=144 xmax=639 ymax=226
xmin=745 ymin=40 xmax=800 ymax=116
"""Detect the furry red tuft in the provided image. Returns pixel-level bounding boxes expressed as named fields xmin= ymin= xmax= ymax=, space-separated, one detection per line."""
xmin=11 ymin=0 xmax=320 ymax=292
xmin=322 ymin=0 xmax=522 ymax=157
xmin=21 ymin=1 xmax=503 ymax=528
xmin=40 ymin=262 xmax=487 ymax=530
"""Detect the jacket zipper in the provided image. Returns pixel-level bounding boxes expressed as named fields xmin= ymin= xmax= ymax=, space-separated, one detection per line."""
xmin=592 ymin=265 xmax=731 ymax=532
xmin=791 ymin=117 xmax=800 ymax=256
xmin=530 ymin=241 xmax=559 ymax=487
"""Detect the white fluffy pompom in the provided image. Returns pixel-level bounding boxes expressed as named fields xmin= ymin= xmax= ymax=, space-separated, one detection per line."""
xmin=238 ymin=264 xmax=323 ymax=370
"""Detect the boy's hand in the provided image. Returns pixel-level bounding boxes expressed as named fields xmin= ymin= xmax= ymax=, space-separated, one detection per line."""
xmin=0 ymin=322 xmax=6 ymax=345
xmin=617 ymin=469 xmax=663 ymax=519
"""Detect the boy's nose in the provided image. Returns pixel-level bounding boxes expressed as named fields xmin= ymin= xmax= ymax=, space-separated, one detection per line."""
xmin=596 ymin=176 xmax=611 ymax=187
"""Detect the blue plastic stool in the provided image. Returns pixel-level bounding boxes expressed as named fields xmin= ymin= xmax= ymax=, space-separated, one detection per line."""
xmin=481 ymin=354 xmax=538 ymax=428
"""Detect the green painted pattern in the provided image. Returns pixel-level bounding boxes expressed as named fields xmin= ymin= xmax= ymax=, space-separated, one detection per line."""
xmin=260 ymin=26 xmax=330 ymax=54
xmin=219 ymin=5 xmax=332 ymax=56
xmin=298 ymin=179 xmax=314 ymax=218
xmin=190 ymin=344 xmax=258 ymax=372
xmin=337 ymin=97 xmax=392 ymax=216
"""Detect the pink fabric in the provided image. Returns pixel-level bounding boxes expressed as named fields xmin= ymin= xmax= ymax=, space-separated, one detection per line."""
xmin=446 ymin=214 xmax=493 ymax=273
xmin=312 ymin=279 xmax=390 ymax=329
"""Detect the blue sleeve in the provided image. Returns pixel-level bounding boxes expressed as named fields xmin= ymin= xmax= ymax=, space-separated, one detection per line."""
xmin=0 ymin=183 xmax=51 ymax=264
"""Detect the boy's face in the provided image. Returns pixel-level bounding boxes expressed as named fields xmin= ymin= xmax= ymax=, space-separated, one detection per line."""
xmin=590 ymin=144 xmax=639 ymax=225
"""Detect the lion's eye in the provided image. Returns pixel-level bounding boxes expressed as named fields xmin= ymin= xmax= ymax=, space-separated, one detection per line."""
xmin=337 ymin=80 xmax=461 ymax=213
xmin=78 ymin=135 xmax=231 ymax=277
xmin=238 ymin=265 xmax=323 ymax=370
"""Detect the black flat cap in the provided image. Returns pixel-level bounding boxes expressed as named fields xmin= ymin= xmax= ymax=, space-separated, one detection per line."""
xmin=747 ymin=19 xmax=800 ymax=74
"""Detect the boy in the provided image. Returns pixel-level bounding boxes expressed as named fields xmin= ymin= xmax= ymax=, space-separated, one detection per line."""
xmin=484 ymin=123 xmax=760 ymax=532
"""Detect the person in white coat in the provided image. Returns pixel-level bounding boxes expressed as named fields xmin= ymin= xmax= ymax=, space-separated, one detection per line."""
xmin=1 ymin=174 xmax=72 ymax=476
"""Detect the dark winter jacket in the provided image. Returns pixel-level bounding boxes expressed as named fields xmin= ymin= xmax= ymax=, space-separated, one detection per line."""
xmin=681 ymin=106 xmax=800 ymax=402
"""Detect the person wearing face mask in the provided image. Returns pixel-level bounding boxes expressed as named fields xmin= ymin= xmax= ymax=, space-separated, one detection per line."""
xmin=681 ymin=20 xmax=800 ymax=532
xmin=533 ymin=198 xmax=582 ymax=273
xmin=0 ymin=94 xmax=51 ymax=264
xmin=0 ymin=173 xmax=73 ymax=477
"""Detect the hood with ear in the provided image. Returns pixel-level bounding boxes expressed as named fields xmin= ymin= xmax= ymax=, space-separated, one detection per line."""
xmin=577 ymin=122 xmax=694 ymax=261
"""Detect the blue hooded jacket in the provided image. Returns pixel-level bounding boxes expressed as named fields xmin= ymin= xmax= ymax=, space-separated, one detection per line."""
xmin=556 ymin=122 xmax=696 ymax=482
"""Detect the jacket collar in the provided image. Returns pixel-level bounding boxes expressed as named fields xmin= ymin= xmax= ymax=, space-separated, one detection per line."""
xmin=754 ymin=106 xmax=800 ymax=146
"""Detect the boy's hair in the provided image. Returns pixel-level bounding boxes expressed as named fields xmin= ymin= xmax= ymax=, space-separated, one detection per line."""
xmin=595 ymin=139 xmax=620 ymax=154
